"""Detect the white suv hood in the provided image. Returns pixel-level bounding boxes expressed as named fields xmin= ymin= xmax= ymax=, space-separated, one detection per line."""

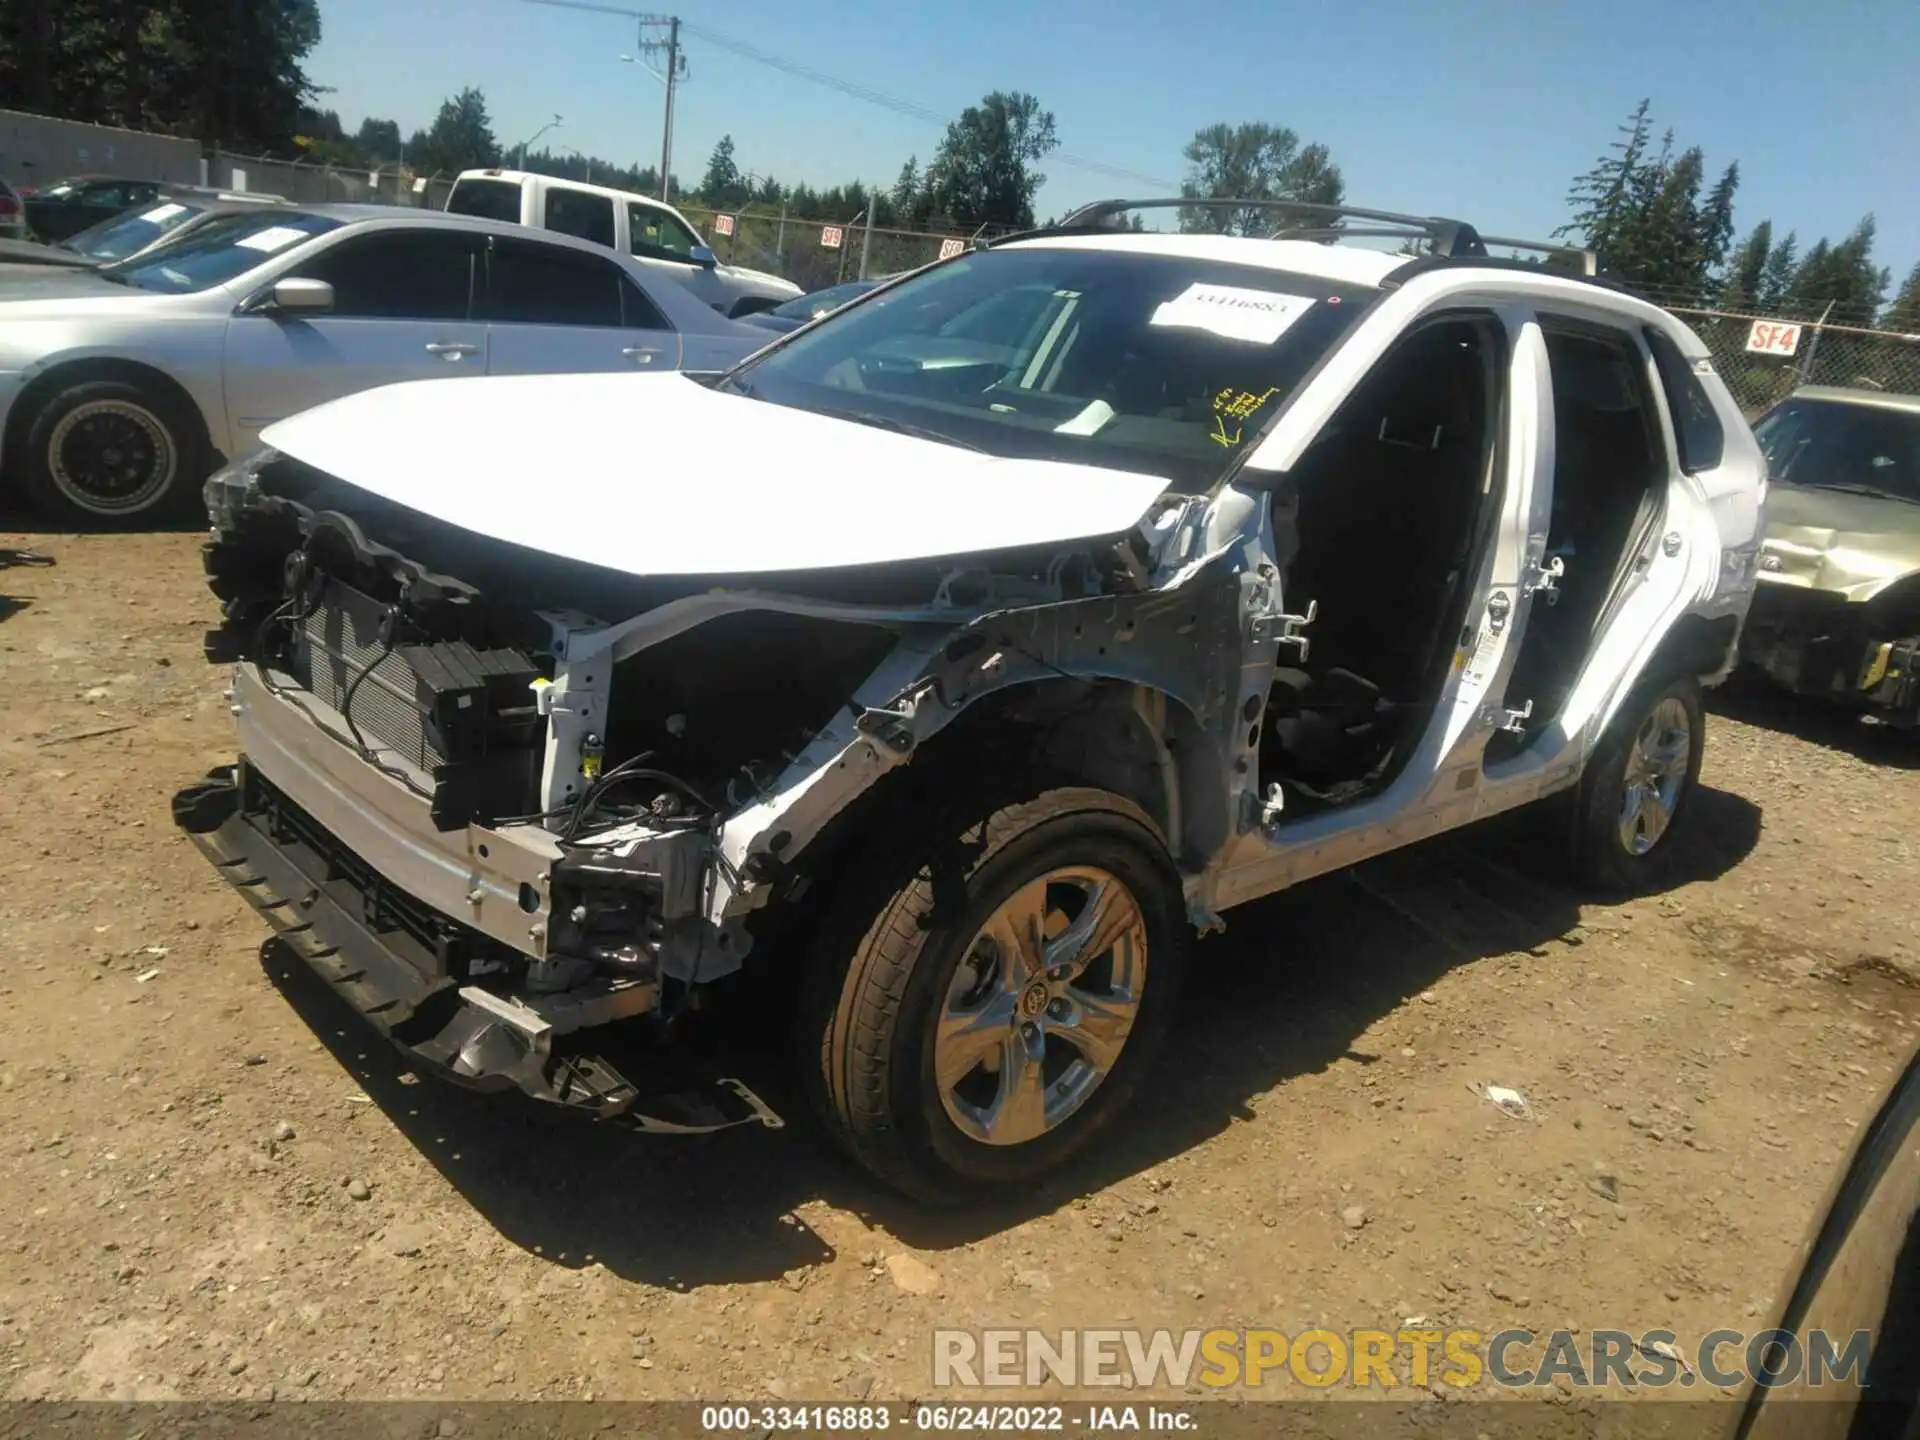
xmin=260 ymin=372 xmax=1171 ymax=577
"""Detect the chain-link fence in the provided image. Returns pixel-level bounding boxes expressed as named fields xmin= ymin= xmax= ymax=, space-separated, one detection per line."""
xmin=674 ymin=201 xmax=1007 ymax=291
xmin=1663 ymin=305 xmax=1920 ymax=418
xmin=206 ymin=149 xmax=456 ymax=209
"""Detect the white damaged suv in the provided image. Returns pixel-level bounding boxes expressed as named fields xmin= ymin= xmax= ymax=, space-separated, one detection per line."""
xmin=174 ymin=199 xmax=1765 ymax=1201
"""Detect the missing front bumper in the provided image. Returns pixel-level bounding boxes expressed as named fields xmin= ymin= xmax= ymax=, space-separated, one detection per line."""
xmin=1741 ymin=586 xmax=1920 ymax=725
xmin=171 ymin=764 xmax=781 ymax=1133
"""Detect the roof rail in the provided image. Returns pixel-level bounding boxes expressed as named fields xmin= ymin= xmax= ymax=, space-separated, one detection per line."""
xmin=1477 ymin=234 xmax=1600 ymax=276
xmin=1055 ymin=198 xmax=1491 ymax=259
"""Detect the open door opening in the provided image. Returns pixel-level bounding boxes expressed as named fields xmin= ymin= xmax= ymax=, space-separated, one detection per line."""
xmin=1485 ymin=323 xmax=1667 ymax=762
xmin=1259 ymin=314 xmax=1505 ymax=814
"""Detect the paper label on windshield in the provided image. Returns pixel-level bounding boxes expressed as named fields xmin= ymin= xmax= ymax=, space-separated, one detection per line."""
xmin=1150 ymin=283 xmax=1315 ymax=345
xmin=235 ymin=225 xmax=308 ymax=253
xmin=138 ymin=203 xmax=188 ymax=224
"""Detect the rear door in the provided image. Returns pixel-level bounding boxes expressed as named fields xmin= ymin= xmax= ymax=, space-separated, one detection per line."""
xmin=220 ymin=227 xmax=488 ymax=443
xmin=480 ymin=235 xmax=680 ymax=375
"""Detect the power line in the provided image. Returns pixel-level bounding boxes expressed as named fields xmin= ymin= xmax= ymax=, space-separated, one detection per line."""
xmin=520 ymin=0 xmax=1177 ymax=191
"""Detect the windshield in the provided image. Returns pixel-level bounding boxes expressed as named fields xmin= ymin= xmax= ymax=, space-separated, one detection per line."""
xmin=1756 ymin=397 xmax=1920 ymax=505
xmin=66 ymin=199 xmax=209 ymax=261
xmin=727 ymin=246 xmax=1372 ymax=489
xmin=770 ymin=281 xmax=877 ymax=321
xmin=99 ymin=210 xmax=340 ymax=293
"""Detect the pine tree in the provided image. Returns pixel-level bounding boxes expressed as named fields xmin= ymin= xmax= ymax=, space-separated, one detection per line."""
xmin=889 ymin=157 xmax=920 ymax=221
xmin=1884 ymin=261 xmax=1920 ymax=335
xmin=1558 ymin=99 xmax=1654 ymax=262
xmin=1559 ymin=105 xmax=1741 ymax=305
xmin=699 ymin=134 xmax=745 ymax=209
xmin=1721 ymin=220 xmax=1772 ymax=309
xmin=1760 ymin=232 xmax=1799 ymax=309
xmin=1698 ymin=162 xmax=1739 ymax=277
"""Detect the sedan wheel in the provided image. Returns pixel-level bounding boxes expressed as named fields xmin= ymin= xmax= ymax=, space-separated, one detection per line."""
xmin=22 ymin=378 xmax=205 ymax=527
xmin=46 ymin=398 xmax=178 ymax=516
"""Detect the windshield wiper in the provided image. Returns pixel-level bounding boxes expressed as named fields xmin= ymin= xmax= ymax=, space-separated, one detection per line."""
xmin=833 ymin=411 xmax=986 ymax=453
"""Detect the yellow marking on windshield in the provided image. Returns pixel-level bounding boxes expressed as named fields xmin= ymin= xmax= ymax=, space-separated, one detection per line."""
xmin=1209 ymin=386 xmax=1282 ymax=448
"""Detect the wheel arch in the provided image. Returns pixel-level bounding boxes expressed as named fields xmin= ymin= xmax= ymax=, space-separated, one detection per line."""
xmin=1647 ymin=610 xmax=1743 ymax=684
xmin=3 ymin=355 xmax=216 ymax=480
xmin=759 ymin=675 xmax=1229 ymax=940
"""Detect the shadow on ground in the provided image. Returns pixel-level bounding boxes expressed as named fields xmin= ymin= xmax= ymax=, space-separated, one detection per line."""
xmin=0 ymin=543 xmax=57 ymax=623
xmin=260 ymin=787 xmax=1762 ymax=1289
xmin=1709 ymin=670 xmax=1919 ymax=771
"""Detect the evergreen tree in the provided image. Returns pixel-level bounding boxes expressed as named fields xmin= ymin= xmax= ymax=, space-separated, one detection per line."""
xmin=1558 ymin=103 xmax=1740 ymax=305
xmin=698 ymin=134 xmax=747 ymax=209
xmin=1721 ymin=220 xmax=1772 ymax=309
xmin=1884 ymin=262 xmax=1920 ymax=335
xmin=409 ymin=87 xmax=499 ymax=176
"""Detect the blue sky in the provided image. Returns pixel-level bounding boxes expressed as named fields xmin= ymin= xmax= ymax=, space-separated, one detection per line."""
xmin=309 ymin=0 xmax=1920 ymax=284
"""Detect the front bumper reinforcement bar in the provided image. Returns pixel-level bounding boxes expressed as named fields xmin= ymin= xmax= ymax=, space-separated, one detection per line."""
xmin=172 ymin=764 xmax=781 ymax=1134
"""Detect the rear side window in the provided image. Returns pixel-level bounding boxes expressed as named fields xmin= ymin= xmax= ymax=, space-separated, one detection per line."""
xmin=545 ymin=188 xmax=615 ymax=250
xmin=1645 ymin=327 xmax=1725 ymax=472
xmin=1542 ymin=323 xmax=1666 ymax=500
xmin=484 ymin=237 xmax=627 ymax=327
xmin=620 ymin=280 xmax=671 ymax=331
xmin=446 ymin=178 xmax=523 ymax=224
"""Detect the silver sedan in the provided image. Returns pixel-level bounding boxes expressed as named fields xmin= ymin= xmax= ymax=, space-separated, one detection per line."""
xmin=0 ymin=205 xmax=773 ymax=525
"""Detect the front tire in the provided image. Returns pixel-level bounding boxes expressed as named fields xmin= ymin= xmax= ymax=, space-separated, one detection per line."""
xmin=1570 ymin=672 xmax=1705 ymax=892
xmin=799 ymin=785 xmax=1189 ymax=1203
xmin=21 ymin=378 xmax=204 ymax=527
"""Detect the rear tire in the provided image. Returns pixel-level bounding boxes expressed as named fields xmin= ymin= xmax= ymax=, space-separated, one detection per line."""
xmin=798 ymin=783 xmax=1188 ymax=1204
xmin=21 ymin=377 xmax=205 ymax=527
xmin=1569 ymin=672 xmax=1705 ymax=893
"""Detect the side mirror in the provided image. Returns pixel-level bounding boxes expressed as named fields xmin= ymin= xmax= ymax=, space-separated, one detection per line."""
xmin=689 ymin=244 xmax=718 ymax=269
xmin=264 ymin=277 xmax=334 ymax=314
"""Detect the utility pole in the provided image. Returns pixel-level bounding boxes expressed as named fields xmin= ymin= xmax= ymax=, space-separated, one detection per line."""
xmin=631 ymin=15 xmax=686 ymax=203
xmin=858 ymin=186 xmax=875 ymax=281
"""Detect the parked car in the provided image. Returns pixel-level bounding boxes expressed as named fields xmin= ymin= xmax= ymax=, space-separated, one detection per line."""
xmin=1741 ymin=386 xmax=1920 ymax=726
xmin=445 ymin=168 xmax=801 ymax=317
xmin=0 ymin=176 xmax=25 ymax=240
xmin=0 ymin=204 xmax=771 ymax=524
xmin=740 ymin=278 xmax=884 ymax=334
xmin=0 ymin=189 xmax=287 ymax=274
xmin=172 ymin=198 xmax=1764 ymax=1202
xmin=20 ymin=175 xmax=171 ymax=243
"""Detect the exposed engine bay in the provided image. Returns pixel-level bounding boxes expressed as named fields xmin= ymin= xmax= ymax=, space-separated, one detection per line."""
xmin=176 ymin=448 xmax=1259 ymax=1121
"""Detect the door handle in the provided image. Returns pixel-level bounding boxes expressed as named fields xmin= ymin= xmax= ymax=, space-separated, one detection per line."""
xmin=621 ymin=346 xmax=662 ymax=365
xmin=425 ymin=341 xmax=478 ymax=359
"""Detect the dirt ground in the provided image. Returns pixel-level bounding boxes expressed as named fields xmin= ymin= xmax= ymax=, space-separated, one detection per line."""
xmin=2 ymin=524 xmax=1917 ymax=1411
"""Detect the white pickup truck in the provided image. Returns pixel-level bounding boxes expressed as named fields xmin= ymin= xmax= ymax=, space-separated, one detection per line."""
xmin=446 ymin=169 xmax=801 ymax=318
